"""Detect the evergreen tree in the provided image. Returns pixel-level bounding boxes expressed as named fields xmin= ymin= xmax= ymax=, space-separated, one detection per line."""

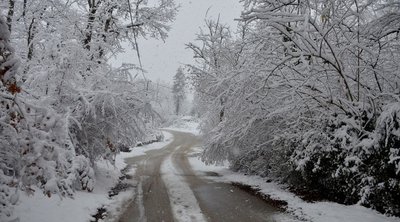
xmin=172 ymin=67 xmax=186 ymax=115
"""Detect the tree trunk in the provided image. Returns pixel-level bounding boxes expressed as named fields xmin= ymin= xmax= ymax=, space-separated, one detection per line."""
xmin=7 ymin=0 xmax=15 ymax=32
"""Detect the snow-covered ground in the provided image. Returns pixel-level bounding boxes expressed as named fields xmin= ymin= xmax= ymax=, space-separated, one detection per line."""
xmin=13 ymin=131 xmax=174 ymax=222
xmin=115 ymin=131 xmax=174 ymax=170
xmin=14 ymin=159 xmax=132 ymax=222
xmin=169 ymin=117 xmax=400 ymax=222
xmin=162 ymin=115 xmax=200 ymax=135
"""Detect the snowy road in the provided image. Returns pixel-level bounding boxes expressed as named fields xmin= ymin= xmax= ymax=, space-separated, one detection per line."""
xmin=119 ymin=130 xmax=285 ymax=222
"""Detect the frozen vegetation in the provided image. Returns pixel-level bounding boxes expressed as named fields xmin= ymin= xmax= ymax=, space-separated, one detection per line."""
xmin=189 ymin=145 xmax=400 ymax=222
xmin=0 ymin=1 xmax=177 ymax=221
xmin=188 ymin=0 xmax=400 ymax=218
xmin=1 ymin=0 xmax=400 ymax=221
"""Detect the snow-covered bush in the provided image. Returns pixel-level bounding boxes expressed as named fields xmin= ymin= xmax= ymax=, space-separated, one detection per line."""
xmin=291 ymin=100 xmax=400 ymax=214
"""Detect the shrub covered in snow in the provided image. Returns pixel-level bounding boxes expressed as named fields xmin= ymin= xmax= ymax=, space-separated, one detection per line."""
xmin=291 ymin=101 xmax=400 ymax=215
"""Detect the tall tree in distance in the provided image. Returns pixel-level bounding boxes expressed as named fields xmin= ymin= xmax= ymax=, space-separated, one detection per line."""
xmin=172 ymin=67 xmax=186 ymax=115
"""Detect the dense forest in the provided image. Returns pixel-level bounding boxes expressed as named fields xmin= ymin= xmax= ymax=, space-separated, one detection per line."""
xmin=189 ymin=0 xmax=400 ymax=216
xmin=0 ymin=0 xmax=177 ymax=220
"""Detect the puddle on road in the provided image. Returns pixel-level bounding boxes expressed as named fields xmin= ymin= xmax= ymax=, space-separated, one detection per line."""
xmin=204 ymin=171 xmax=221 ymax=177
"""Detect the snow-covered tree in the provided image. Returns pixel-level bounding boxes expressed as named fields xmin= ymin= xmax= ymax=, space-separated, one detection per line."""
xmin=172 ymin=67 xmax=186 ymax=115
xmin=0 ymin=16 xmax=95 ymax=221
xmin=0 ymin=0 xmax=178 ymax=219
xmin=147 ymin=80 xmax=176 ymax=121
xmin=0 ymin=15 xmax=20 ymax=221
xmin=189 ymin=0 xmax=400 ymax=215
xmin=1 ymin=0 xmax=178 ymax=164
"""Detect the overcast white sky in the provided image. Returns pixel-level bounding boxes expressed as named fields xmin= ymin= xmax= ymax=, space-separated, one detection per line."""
xmin=111 ymin=0 xmax=242 ymax=84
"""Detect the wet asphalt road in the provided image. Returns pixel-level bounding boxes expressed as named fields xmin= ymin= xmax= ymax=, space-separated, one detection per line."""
xmin=118 ymin=130 xmax=285 ymax=222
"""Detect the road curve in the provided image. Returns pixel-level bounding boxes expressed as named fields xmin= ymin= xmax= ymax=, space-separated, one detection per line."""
xmin=118 ymin=130 xmax=285 ymax=222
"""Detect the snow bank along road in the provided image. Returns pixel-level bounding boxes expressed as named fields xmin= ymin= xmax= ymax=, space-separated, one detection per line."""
xmin=118 ymin=130 xmax=291 ymax=222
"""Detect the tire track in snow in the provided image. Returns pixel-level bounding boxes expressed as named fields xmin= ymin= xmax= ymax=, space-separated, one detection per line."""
xmin=161 ymin=146 xmax=207 ymax=222
xmin=137 ymin=177 xmax=146 ymax=222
